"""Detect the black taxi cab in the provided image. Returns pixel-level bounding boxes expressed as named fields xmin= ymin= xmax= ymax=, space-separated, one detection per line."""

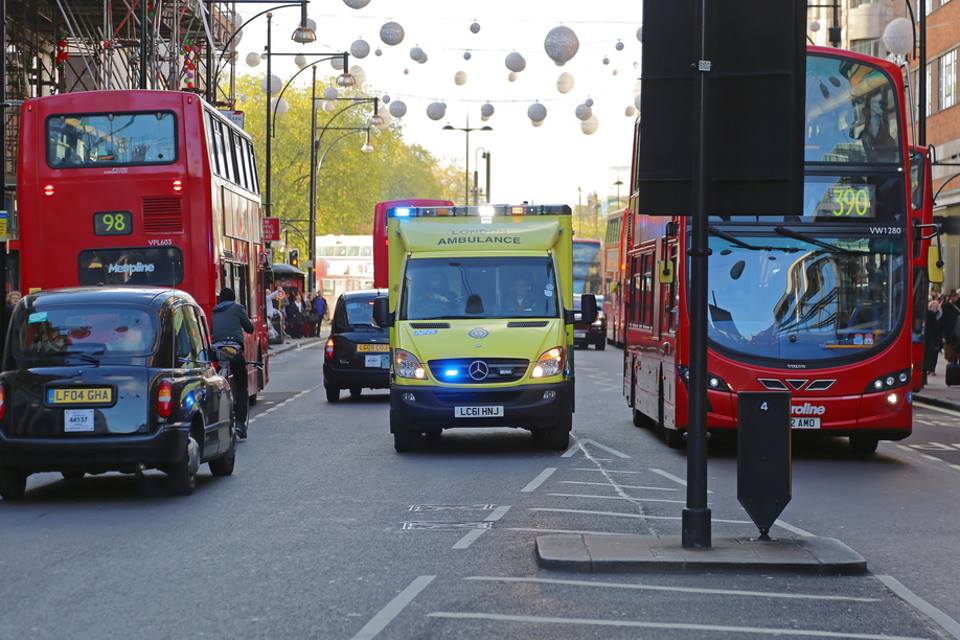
xmin=0 ymin=288 xmax=236 ymax=500
xmin=323 ymin=289 xmax=390 ymax=402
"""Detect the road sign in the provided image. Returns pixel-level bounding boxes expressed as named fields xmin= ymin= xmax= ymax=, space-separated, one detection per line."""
xmin=0 ymin=210 xmax=8 ymax=241
xmin=262 ymin=217 xmax=281 ymax=243
xmin=737 ymin=392 xmax=792 ymax=539
xmin=219 ymin=110 xmax=245 ymax=130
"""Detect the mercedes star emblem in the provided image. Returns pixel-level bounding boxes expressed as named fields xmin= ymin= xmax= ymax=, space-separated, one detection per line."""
xmin=468 ymin=360 xmax=489 ymax=381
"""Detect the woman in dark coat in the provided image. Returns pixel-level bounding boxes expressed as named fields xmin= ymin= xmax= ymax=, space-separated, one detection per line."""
xmin=925 ymin=299 xmax=943 ymax=377
xmin=287 ymin=293 xmax=305 ymax=339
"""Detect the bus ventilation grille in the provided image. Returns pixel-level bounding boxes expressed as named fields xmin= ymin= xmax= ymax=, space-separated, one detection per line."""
xmin=142 ymin=196 xmax=183 ymax=233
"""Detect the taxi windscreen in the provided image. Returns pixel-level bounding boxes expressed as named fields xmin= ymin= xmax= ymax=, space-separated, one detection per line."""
xmin=8 ymin=305 xmax=157 ymax=366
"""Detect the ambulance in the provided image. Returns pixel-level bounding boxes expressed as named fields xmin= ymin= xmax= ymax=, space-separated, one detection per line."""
xmin=372 ymin=204 xmax=597 ymax=452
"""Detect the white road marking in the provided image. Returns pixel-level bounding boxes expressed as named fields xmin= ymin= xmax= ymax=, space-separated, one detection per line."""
xmin=909 ymin=442 xmax=959 ymax=451
xmin=464 ymin=576 xmax=880 ymax=602
xmin=529 ymin=507 xmax=752 ymax=525
xmin=350 ymin=575 xmax=435 ymax=640
xmin=504 ymin=527 xmax=634 ymax=537
xmin=558 ymin=480 xmax=679 ymax=492
xmin=920 ymin=454 xmax=942 ymax=463
xmin=572 ymin=467 xmax=644 ymax=474
xmin=580 ymin=438 xmax=632 ymax=459
xmin=774 ymin=519 xmax=816 ymax=538
xmin=876 ymin=575 xmax=960 ymax=640
xmin=452 ymin=506 xmax=511 ymax=549
xmin=547 ymin=492 xmax=685 ymax=505
xmin=951 ymin=464 xmax=960 ymax=472
xmin=650 ymin=468 xmax=688 ymax=486
xmin=521 ymin=467 xmax=557 ymax=493
xmin=426 ymin=612 xmax=926 ymax=640
xmin=914 ymin=403 xmax=960 ymax=423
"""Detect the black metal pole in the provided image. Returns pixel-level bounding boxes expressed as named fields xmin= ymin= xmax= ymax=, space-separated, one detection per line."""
xmin=682 ymin=0 xmax=712 ymax=550
xmin=0 ymin=0 xmax=7 ymax=353
xmin=464 ymin=124 xmax=470 ymax=206
xmin=308 ymin=66 xmax=317 ymax=293
xmin=139 ymin=0 xmax=148 ymax=88
xmin=919 ymin=1 xmax=927 ymax=145
xmin=830 ymin=0 xmax=841 ymax=47
xmin=265 ymin=13 xmax=272 ymax=218
xmin=485 ymin=152 xmax=491 ymax=203
xmin=205 ymin=0 xmax=214 ymax=102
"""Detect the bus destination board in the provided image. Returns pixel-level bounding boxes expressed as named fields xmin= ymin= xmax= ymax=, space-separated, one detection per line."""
xmin=814 ymin=184 xmax=876 ymax=220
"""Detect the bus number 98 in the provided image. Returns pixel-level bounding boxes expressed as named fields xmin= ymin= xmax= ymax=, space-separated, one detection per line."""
xmin=94 ymin=211 xmax=133 ymax=236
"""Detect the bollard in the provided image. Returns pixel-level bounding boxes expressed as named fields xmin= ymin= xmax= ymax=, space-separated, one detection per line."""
xmin=737 ymin=392 xmax=791 ymax=540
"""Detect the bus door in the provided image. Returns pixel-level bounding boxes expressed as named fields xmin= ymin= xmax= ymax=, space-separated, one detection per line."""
xmin=658 ymin=240 xmax=679 ymax=429
xmin=632 ymin=248 xmax=658 ymax=421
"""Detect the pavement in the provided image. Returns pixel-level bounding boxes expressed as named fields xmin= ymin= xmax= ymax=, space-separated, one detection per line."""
xmin=915 ymin=358 xmax=960 ymax=410
xmin=267 ymin=334 xmax=325 ymax=357
xmin=2 ymin=345 xmax=960 ymax=639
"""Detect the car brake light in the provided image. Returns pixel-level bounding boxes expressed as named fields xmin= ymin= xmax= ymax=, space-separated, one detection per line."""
xmin=0 ymin=383 xmax=6 ymax=421
xmin=157 ymin=380 xmax=173 ymax=418
xmin=43 ymin=184 xmax=55 ymax=196
xmin=172 ymin=179 xmax=184 ymax=193
xmin=325 ymin=338 xmax=335 ymax=360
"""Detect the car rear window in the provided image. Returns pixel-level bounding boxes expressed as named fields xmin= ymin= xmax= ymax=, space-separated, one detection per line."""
xmin=345 ymin=297 xmax=376 ymax=327
xmin=8 ymin=304 xmax=157 ymax=367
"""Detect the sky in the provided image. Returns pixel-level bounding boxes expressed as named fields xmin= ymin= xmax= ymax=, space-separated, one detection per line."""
xmin=234 ymin=0 xmax=642 ymax=210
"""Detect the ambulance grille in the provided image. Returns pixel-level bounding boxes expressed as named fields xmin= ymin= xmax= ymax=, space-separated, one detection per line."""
xmin=411 ymin=322 xmax=450 ymax=329
xmin=142 ymin=196 xmax=183 ymax=233
xmin=507 ymin=321 xmax=549 ymax=328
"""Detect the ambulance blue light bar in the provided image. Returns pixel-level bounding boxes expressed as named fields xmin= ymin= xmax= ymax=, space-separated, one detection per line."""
xmin=387 ymin=204 xmax=571 ymax=218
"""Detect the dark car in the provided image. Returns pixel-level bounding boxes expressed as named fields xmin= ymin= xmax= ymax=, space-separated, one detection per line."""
xmin=0 ymin=288 xmax=236 ymax=500
xmin=574 ymin=294 xmax=606 ymax=350
xmin=323 ymin=289 xmax=390 ymax=402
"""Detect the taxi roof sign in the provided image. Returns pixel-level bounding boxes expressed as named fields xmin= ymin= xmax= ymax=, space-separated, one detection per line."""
xmin=388 ymin=204 xmax=571 ymax=218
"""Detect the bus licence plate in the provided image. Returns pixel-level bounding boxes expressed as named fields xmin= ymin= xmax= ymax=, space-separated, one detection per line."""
xmin=455 ymin=406 xmax=504 ymax=418
xmin=790 ymin=417 xmax=820 ymax=430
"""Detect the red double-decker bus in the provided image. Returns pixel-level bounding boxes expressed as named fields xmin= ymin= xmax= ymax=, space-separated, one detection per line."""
xmin=623 ymin=47 xmax=937 ymax=454
xmin=602 ymin=208 xmax=627 ymax=346
xmin=17 ymin=90 xmax=270 ymax=401
xmin=373 ymin=199 xmax=453 ymax=289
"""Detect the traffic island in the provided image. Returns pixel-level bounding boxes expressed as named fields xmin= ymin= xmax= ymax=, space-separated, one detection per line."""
xmin=535 ymin=533 xmax=867 ymax=575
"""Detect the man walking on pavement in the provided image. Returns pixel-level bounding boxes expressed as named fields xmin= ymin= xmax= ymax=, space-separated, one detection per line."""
xmin=212 ymin=288 xmax=255 ymax=440
xmin=314 ymin=294 xmax=328 ymax=335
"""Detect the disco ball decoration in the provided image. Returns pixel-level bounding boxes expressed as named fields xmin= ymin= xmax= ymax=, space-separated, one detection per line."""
xmin=382 ymin=95 xmax=391 ymax=104
xmin=463 ymin=51 xmax=472 ymax=61
xmin=544 ymin=25 xmax=579 ymax=66
xmin=294 ymin=54 xmax=308 ymax=69
xmin=505 ymin=51 xmax=526 ymax=73
xmin=375 ymin=48 xmax=383 ymax=56
xmin=343 ymin=0 xmax=371 ymax=7
xmin=324 ymin=100 xmax=336 ymax=113
xmin=426 ymin=101 xmax=446 ymax=121
xmin=351 ymin=39 xmax=370 ymax=59
xmin=389 ymin=100 xmax=407 ymax=118
xmin=245 ymin=51 xmax=261 ymax=67
xmin=602 ymin=56 xmax=610 ymax=65
xmin=636 ymin=26 xmax=642 ymax=42
xmin=324 ymin=87 xmax=339 ymax=100
xmin=410 ymin=46 xmax=426 ymax=63
xmin=262 ymin=74 xmax=282 ymax=93
xmin=556 ymin=72 xmax=574 ymax=94
xmin=581 ymin=114 xmax=599 ymax=135
xmin=625 ymin=105 xmax=637 ymax=117
xmin=528 ymin=102 xmax=547 ymax=123
xmin=380 ymin=21 xmax=404 ymax=46
xmin=470 ymin=21 xmax=481 ymax=34
xmin=615 ymin=40 xmax=624 ymax=51
xmin=585 ymin=98 xmax=594 ymax=108
xmin=403 ymin=68 xmax=410 ymax=75
xmin=455 ymin=70 xmax=468 ymax=86
xmin=480 ymin=102 xmax=495 ymax=118
xmin=331 ymin=56 xmax=344 ymax=70
xmin=271 ymin=97 xmax=289 ymax=115
xmin=575 ymin=103 xmax=592 ymax=121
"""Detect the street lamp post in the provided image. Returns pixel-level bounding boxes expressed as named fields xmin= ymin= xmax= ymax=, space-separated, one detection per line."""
xmin=473 ymin=147 xmax=491 ymax=204
xmin=808 ymin=1 xmax=841 ymax=48
xmin=443 ymin=118 xmax=492 ymax=206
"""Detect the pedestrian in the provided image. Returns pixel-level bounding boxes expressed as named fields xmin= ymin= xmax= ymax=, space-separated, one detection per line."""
xmin=265 ymin=284 xmax=283 ymax=341
xmin=288 ymin=292 xmax=305 ymax=339
xmin=925 ymin=299 xmax=943 ymax=378
xmin=304 ymin=293 xmax=319 ymax=337
xmin=939 ymin=292 xmax=960 ymax=364
xmin=314 ymin=294 xmax=328 ymax=335
xmin=211 ymin=287 xmax=255 ymax=439
xmin=5 ymin=290 xmax=21 ymax=317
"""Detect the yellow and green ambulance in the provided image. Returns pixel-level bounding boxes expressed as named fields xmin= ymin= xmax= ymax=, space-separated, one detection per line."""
xmin=372 ymin=204 xmax=597 ymax=452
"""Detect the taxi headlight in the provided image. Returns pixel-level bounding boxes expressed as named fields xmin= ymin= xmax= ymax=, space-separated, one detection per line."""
xmin=394 ymin=349 xmax=426 ymax=380
xmin=531 ymin=346 xmax=564 ymax=378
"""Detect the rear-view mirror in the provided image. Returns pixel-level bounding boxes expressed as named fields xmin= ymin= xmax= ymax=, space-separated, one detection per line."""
xmin=580 ymin=294 xmax=598 ymax=325
xmin=373 ymin=296 xmax=393 ymax=328
xmin=929 ymin=245 xmax=945 ymax=285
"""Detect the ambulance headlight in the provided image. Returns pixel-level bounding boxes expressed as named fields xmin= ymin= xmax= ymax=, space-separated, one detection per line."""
xmin=531 ymin=346 xmax=564 ymax=378
xmin=395 ymin=349 xmax=425 ymax=379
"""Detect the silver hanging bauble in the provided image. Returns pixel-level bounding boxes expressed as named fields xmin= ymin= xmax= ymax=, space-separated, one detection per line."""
xmin=454 ymin=70 xmax=468 ymax=86
xmin=324 ymin=87 xmax=339 ymax=101
xmin=480 ymin=102 xmax=495 ymax=118
xmin=463 ymin=51 xmax=472 ymax=61
xmin=612 ymin=69 xmax=619 ymax=76
xmin=350 ymin=65 xmax=366 ymax=86
xmin=380 ymin=21 xmax=404 ymax=46
xmin=615 ymin=40 xmax=624 ymax=52
xmin=410 ymin=46 xmax=426 ymax=63
xmin=505 ymin=51 xmax=526 ymax=73
xmin=331 ymin=56 xmax=344 ymax=71
xmin=602 ymin=56 xmax=610 ymax=65
xmin=581 ymin=114 xmax=599 ymax=135
xmin=575 ymin=103 xmax=592 ymax=121
xmin=426 ymin=101 xmax=446 ymax=121
xmin=389 ymin=100 xmax=407 ymax=118
xmin=271 ymin=97 xmax=289 ymax=115
xmin=403 ymin=68 xmax=410 ymax=75
xmin=636 ymin=26 xmax=642 ymax=42
xmin=544 ymin=25 xmax=580 ymax=66
xmin=374 ymin=48 xmax=383 ymax=57
xmin=625 ymin=105 xmax=637 ymax=117
xmin=527 ymin=102 xmax=547 ymax=123
xmin=294 ymin=53 xmax=308 ymax=69
xmin=556 ymin=72 xmax=574 ymax=94
xmin=343 ymin=0 xmax=371 ymax=8
xmin=262 ymin=74 xmax=282 ymax=93
xmin=324 ymin=100 xmax=336 ymax=113
xmin=350 ymin=39 xmax=370 ymax=59
xmin=585 ymin=98 xmax=594 ymax=108
xmin=470 ymin=21 xmax=481 ymax=34
xmin=634 ymin=94 xmax=642 ymax=111
xmin=245 ymin=51 xmax=261 ymax=67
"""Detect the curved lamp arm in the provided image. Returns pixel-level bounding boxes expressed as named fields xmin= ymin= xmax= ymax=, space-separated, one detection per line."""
xmin=271 ymin=53 xmax=349 ymax=132
xmin=312 ymin=99 xmax=378 ymax=144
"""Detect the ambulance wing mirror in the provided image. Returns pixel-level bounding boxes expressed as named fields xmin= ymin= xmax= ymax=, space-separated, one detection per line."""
xmin=928 ymin=243 xmax=945 ymax=285
xmin=373 ymin=296 xmax=393 ymax=328
xmin=580 ymin=294 xmax=598 ymax=325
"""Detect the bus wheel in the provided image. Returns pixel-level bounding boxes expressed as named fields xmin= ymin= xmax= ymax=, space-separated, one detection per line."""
xmin=632 ymin=409 xmax=647 ymax=428
xmin=663 ymin=427 xmax=685 ymax=450
xmin=849 ymin=435 xmax=879 ymax=456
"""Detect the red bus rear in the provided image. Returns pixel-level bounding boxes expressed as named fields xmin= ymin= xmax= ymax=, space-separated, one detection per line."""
xmin=373 ymin=199 xmax=453 ymax=289
xmin=602 ymin=208 xmax=627 ymax=346
xmin=623 ymin=48 xmax=933 ymax=453
xmin=17 ymin=90 xmax=270 ymax=399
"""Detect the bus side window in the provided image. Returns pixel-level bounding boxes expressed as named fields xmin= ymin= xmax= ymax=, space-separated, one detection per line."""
xmin=639 ymin=253 xmax=654 ymax=328
xmin=205 ymin=112 xmax=221 ymax=176
xmin=247 ymin=140 xmax=261 ymax=194
xmin=233 ymin=132 xmax=249 ymax=191
xmin=216 ymin=121 xmax=234 ymax=184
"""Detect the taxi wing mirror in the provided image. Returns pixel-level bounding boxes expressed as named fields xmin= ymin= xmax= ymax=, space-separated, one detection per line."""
xmin=373 ymin=296 xmax=393 ymax=328
xmin=580 ymin=294 xmax=598 ymax=325
xmin=929 ymin=244 xmax=945 ymax=285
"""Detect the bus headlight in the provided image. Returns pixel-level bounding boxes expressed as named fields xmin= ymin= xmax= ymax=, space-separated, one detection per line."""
xmin=866 ymin=369 xmax=910 ymax=393
xmin=532 ymin=347 xmax=564 ymax=378
xmin=395 ymin=349 xmax=426 ymax=379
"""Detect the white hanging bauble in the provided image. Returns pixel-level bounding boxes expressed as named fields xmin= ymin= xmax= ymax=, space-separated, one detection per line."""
xmin=470 ymin=21 xmax=481 ymax=34
xmin=230 ymin=30 xmax=243 ymax=49
xmin=528 ymin=102 xmax=547 ymax=123
xmin=480 ymin=114 xmax=489 ymax=122
xmin=262 ymin=74 xmax=282 ymax=93
xmin=581 ymin=114 xmax=599 ymax=135
xmin=343 ymin=0 xmax=371 ymax=8
xmin=271 ymin=97 xmax=289 ymax=115
xmin=544 ymin=25 xmax=580 ymax=66
xmin=532 ymin=119 xmax=545 ymax=128
xmin=480 ymin=102 xmax=495 ymax=118
xmin=350 ymin=39 xmax=370 ymax=59
xmin=375 ymin=111 xmax=392 ymax=129
xmin=615 ymin=40 xmax=624 ymax=51
xmin=324 ymin=100 xmax=336 ymax=113
xmin=636 ymin=26 xmax=643 ymax=42
xmin=575 ymin=103 xmax=592 ymax=121
xmin=232 ymin=12 xmax=244 ymax=29
xmin=613 ymin=69 xmax=619 ymax=76
xmin=331 ymin=56 xmax=344 ymax=71
xmin=350 ymin=65 xmax=366 ymax=86
xmin=454 ymin=70 xmax=468 ymax=86
xmin=426 ymin=101 xmax=446 ymax=121
xmin=625 ymin=105 xmax=637 ymax=117
xmin=380 ymin=21 xmax=404 ymax=46
xmin=389 ymin=100 xmax=407 ymax=118
xmin=556 ymin=72 xmax=575 ymax=94
xmin=324 ymin=86 xmax=339 ymax=100
xmin=294 ymin=54 xmax=308 ymax=69
xmin=505 ymin=52 xmax=526 ymax=73
xmin=245 ymin=51 xmax=261 ymax=67
xmin=508 ymin=72 xmax=518 ymax=82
